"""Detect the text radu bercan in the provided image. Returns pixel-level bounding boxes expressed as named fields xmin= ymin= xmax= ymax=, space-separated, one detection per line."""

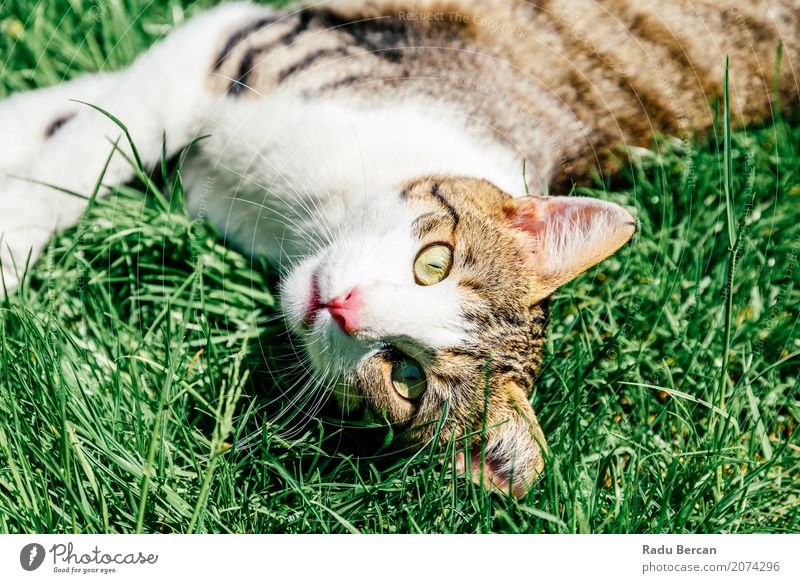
xmin=643 ymin=544 xmax=717 ymax=555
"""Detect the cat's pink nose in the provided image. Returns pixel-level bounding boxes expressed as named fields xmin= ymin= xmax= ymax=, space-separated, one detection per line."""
xmin=324 ymin=287 xmax=362 ymax=335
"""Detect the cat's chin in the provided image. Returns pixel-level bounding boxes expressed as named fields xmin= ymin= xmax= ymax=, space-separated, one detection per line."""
xmin=307 ymin=316 xmax=373 ymax=370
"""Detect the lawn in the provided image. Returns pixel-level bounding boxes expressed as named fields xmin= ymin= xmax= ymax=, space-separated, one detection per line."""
xmin=0 ymin=0 xmax=797 ymax=533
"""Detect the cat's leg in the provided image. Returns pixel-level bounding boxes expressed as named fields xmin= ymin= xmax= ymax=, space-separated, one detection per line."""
xmin=0 ymin=1 xmax=272 ymax=294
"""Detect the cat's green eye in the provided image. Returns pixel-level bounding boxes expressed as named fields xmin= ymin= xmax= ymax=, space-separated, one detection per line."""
xmin=413 ymin=244 xmax=453 ymax=286
xmin=391 ymin=357 xmax=427 ymax=400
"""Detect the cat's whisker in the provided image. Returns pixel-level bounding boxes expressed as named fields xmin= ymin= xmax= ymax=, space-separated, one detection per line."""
xmin=235 ymin=147 xmax=343 ymax=247
xmin=276 ymin=363 xmax=335 ymax=440
xmin=213 ymin=151 xmax=339 ymax=249
xmin=262 ymin=376 xmax=321 ymax=435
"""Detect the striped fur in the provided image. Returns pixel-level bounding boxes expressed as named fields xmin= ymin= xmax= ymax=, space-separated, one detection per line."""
xmin=206 ymin=0 xmax=798 ymax=191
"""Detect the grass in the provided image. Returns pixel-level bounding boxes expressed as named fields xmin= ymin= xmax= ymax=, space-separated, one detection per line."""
xmin=0 ymin=0 xmax=798 ymax=533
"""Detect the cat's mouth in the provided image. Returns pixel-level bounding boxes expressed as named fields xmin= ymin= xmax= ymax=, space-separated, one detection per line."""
xmin=302 ymin=272 xmax=322 ymax=327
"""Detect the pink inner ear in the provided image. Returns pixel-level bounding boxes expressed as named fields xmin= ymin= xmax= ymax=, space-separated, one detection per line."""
xmin=454 ymin=450 xmax=519 ymax=498
xmin=510 ymin=195 xmax=549 ymax=237
xmin=512 ymin=195 xmax=601 ymax=240
xmin=507 ymin=195 xmax=636 ymax=298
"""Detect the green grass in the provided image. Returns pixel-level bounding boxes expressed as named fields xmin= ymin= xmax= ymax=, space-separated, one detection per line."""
xmin=1 ymin=0 xmax=798 ymax=533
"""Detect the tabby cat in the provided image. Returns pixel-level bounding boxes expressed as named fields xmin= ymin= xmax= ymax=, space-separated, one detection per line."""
xmin=0 ymin=0 xmax=796 ymax=497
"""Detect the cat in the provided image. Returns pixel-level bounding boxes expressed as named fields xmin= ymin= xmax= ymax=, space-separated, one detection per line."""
xmin=0 ymin=0 xmax=796 ymax=497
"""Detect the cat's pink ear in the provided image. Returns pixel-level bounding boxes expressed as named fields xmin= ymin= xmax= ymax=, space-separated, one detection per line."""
xmin=455 ymin=383 xmax=547 ymax=498
xmin=508 ymin=195 xmax=636 ymax=302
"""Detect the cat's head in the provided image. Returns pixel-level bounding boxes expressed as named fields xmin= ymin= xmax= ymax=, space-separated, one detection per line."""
xmin=281 ymin=177 xmax=634 ymax=497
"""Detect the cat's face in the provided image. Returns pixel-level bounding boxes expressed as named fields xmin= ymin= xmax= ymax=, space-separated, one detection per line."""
xmin=281 ymin=177 xmax=635 ymax=497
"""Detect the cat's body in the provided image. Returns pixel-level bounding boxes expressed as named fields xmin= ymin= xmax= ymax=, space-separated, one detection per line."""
xmin=1 ymin=0 xmax=797 ymax=496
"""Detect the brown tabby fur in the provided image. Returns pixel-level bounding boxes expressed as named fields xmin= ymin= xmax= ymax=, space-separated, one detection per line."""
xmin=209 ymin=0 xmax=798 ymax=191
xmin=401 ymin=178 xmax=549 ymax=443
